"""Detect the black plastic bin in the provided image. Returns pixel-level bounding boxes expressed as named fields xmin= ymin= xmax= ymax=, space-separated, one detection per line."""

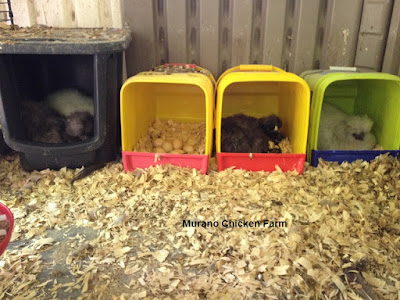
xmin=0 ymin=27 xmax=131 ymax=171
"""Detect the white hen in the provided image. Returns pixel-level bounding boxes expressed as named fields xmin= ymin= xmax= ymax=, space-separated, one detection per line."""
xmin=45 ymin=88 xmax=94 ymax=117
xmin=318 ymin=103 xmax=377 ymax=151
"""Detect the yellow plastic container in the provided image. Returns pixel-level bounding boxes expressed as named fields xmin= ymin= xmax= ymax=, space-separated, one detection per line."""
xmin=215 ymin=65 xmax=310 ymax=173
xmin=120 ymin=64 xmax=215 ymax=174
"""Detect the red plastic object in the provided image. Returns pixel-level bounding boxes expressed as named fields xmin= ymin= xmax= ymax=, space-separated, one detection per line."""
xmin=0 ymin=203 xmax=14 ymax=256
xmin=217 ymin=153 xmax=306 ymax=174
xmin=122 ymin=151 xmax=209 ymax=174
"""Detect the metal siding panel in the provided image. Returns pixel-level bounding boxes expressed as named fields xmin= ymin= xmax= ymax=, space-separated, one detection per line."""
xmin=290 ymin=0 xmax=320 ymax=74
xmin=154 ymin=0 xmax=169 ymax=65
xmin=321 ymin=0 xmax=363 ymax=68
xmin=356 ymin=35 xmax=387 ymax=71
xmin=9 ymin=0 xmax=398 ymax=77
xmin=262 ymin=0 xmax=287 ymax=67
xmin=166 ymin=0 xmax=188 ymax=63
xmin=249 ymin=0 xmax=266 ymax=64
xmin=124 ymin=0 xmax=156 ymax=76
xmin=230 ymin=0 xmax=253 ymax=66
xmin=186 ymin=0 xmax=200 ymax=64
xmin=355 ymin=0 xmax=393 ymax=71
xmin=219 ymin=0 xmax=233 ymax=74
xmin=382 ymin=0 xmax=400 ymax=75
xmin=312 ymin=0 xmax=328 ymax=70
xmin=199 ymin=0 xmax=220 ymax=76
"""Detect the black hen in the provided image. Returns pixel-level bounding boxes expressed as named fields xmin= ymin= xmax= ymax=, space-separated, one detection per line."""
xmin=221 ymin=113 xmax=284 ymax=153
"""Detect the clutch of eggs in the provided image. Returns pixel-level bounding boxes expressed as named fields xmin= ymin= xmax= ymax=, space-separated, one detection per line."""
xmin=152 ymin=138 xmax=195 ymax=154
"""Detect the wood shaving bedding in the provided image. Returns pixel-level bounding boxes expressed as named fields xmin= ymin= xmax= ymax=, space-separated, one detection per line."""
xmin=265 ymin=137 xmax=293 ymax=154
xmin=278 ymin=138 xmax=293 ymax=154
xmin=0 ymin=153 xmax=399 ymax=299
xmin=373 ymin=144 xmax=384 ymax=150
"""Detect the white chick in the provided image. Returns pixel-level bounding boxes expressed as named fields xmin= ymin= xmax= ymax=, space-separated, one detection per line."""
xmin=318 ymin=103 xmax=377 ymax=151
xmin=45 ymin=88 xmax=94 ymax=117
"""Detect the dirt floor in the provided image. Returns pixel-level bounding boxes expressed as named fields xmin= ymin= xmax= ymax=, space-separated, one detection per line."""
xmin=0 ymin=154 xmax=399 ymax=299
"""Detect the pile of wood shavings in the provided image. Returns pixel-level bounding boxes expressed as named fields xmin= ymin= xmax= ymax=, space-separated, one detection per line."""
xmin=0 ymin=154 xmax=399 ymax=299
xmin=134 ymin=119 xmax=206 ymax=154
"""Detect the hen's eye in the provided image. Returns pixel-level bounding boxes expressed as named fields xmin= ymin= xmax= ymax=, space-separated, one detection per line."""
xmin=352 ymin=132 xmax=364 ymax=140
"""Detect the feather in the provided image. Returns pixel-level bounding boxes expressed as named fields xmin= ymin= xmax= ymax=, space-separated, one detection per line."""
xmin=21 ymin=99 xmax=94 ymax=144
xmin=46 ymin=88 xmax=94 ymax=117
xmin=65 ymin=111 xmax=94 ymax=140
xmin=220 ymin=113 xmax=284 ymax=153
xmin=21 ymin=101 xmax=66 ymax=144
xmin=318 ymin=103 xmax=377 ymax=151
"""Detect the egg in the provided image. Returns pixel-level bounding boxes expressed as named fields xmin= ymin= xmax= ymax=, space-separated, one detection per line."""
xmin=153 ymin=147 xmax=165 ymax=153
xmin=186 ymin=138 xmax=196 ymax=146
xmin=170 ymin=149 xmax=185 ymax=154
xmin=172 ymin=138 xmax=183 ymax=150
xmin=162 ymin=141 xmax=173 ymax=152
xmin=153 ymin=138 xmax=164 ymax=148
xmin=183 ymin=144 xmax=194 ymax=154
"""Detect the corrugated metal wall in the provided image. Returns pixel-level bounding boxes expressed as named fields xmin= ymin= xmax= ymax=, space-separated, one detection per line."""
xmin=124 ymin=0 xmax=400 ymax=77
xmin=3 ymin=0 xmax=400 ymax=78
